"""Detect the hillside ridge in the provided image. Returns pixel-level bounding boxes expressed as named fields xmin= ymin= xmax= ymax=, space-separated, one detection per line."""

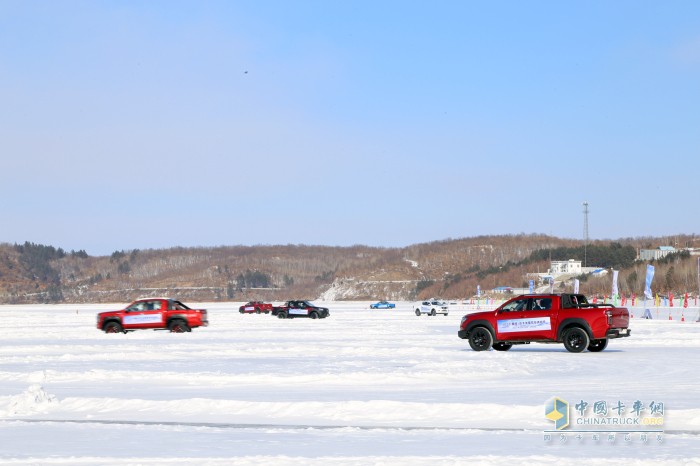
xmin=1 ymin=234 xmax=697 ymax=304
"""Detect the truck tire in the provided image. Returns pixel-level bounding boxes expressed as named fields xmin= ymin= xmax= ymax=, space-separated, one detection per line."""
xmin=309 ymin=311 xmax=319 ymax=319
xmin=563 ymin=327 xmax=589 ymax=353
xmin=468 ymin=326 xmax=493 ymax=351
xmin=492 ymin=342 xmax=512 ymax=351
xmin=587 ymin=339 xmax=609 ymax=352
xmin=430 ymin=309 xmax=436 ymax=316
xmin=277 ymin=311 xmax=288 ymax=319
xmin=255 ymin=308 xmax=261 ymax=314
xmin=104 ymin=322 xmax=124 ymax=334
xmin=415 ymin=309 xmax=421 ymax=316
xmin=168 ymin=319 xmax=191 ymax=333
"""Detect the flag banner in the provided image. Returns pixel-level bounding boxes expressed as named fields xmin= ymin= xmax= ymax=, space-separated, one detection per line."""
xmin=529 ymin=280 xmax=534 ymax=293
xmin=644 ymin=265 xmax=655 ymax=300
xmin=573 ymin=279 xmax=579 ymax=294
xmin=612 ymin=270 xmax=619 ymax=297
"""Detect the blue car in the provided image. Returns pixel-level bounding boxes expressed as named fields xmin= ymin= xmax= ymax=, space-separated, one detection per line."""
xmin=370 ymin=301 xmax=396 ymax=309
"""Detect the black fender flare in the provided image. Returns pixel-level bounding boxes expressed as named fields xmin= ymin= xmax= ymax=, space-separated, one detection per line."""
xmin=465 ymin=320 xmax=497 ymax=341
xmin=557 ymin=318 xmax=593 ymax=341
xmin=102 ymin=317 xmax=122 ymax=329
xmin=166 ymin=313 xmax=189 ymax=325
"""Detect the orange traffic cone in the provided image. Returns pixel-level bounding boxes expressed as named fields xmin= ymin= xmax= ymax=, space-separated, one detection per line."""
xmin=669 ymin=313 xmax=673 ymax=321
xmin=681 ymin=313 xmax=685 ymax=322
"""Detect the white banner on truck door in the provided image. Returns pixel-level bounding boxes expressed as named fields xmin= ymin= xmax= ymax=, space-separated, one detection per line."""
xmin=123 ymin=313 xmax=163 ymax=325
xmin=289 ymin=309 xmax=307 ymax=315
xmin=497 ymin=317 xmax=551 ymax=333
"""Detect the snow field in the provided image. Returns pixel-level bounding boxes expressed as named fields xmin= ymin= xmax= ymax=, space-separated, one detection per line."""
xmin=0 ymin=301 xmax=699 ymax=465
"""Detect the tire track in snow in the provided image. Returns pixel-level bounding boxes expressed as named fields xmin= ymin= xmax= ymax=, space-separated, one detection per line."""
xmin=2 ymin=419 xmax=698 ymax=436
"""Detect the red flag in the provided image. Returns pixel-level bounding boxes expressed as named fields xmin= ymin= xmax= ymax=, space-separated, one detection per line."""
xmin=684 ymin=293 xmax=689 ymax=308
xmin=669 ymin=293 xmax=674 ymax=307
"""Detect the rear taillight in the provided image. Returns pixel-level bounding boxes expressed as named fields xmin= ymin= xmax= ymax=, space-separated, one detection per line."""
xmin=605 ymin=310 xmax=613 ymax=325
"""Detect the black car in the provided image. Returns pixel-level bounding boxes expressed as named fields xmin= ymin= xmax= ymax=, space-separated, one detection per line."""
xmin=272 ymin=300 xmax=330 ymax=319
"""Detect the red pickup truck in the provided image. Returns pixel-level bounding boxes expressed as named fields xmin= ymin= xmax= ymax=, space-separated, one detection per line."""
xmin=458 ymin=293 xmax=630 ymax=353
xmin=239 ymin=301 xmax=274 ymax=314
xmin=97 ymin=297 xmax=209 ymax=333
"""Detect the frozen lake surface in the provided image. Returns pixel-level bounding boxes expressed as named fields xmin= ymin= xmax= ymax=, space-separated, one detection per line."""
xmin=1 ymin=301 xmax=699 ymax=465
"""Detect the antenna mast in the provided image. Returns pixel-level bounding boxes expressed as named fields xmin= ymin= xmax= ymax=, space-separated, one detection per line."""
xmin=583 ymin=202 xmax=589 ymax=267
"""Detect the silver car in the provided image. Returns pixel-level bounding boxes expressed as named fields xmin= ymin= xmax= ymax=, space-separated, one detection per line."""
xmin=415 ymin=300 xmax=449 ymax=316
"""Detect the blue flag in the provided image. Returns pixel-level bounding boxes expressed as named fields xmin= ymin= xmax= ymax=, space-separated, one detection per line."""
xmin=644 ymin=265 xmax=655 ymax=301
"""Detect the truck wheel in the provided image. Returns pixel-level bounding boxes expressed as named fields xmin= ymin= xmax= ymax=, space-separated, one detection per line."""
xmin=563 ymin=327 xmax=589 ymax=353
xmin=468 ymin=326 xmax=493 ymax=351
xmin=168 ymin=320 xmax=191 ymax=333
xmin=309 ymin=311 xmax=319 ymax=319
xmin=256 ymin=308 xmax=261 ymax=314
xmin=104 ymin=322 xmax=124 ymax=334
xmin=430 ymin=309 xmax=436 ymax=316
xmin=492 ymin=342 xmax=512 ymax=351
xmin=587 ymin=339 xmax=609 ymax=352
xmin=415 ymin=309 xmax=421 ymax=316
xmin=277 ymin=311 xmax=287 ymax=319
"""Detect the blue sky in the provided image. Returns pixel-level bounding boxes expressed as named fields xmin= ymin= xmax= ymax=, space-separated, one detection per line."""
xmin=2 ymin=1 xmax=699 ymax=256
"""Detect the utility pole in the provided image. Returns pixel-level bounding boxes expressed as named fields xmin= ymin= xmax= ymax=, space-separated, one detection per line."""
xmin=583 ymin=202 xmax=589 ymax=267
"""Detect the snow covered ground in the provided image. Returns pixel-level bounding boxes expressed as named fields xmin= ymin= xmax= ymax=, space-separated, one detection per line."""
xmin=0 ymin=301 xmax=699 ymax=465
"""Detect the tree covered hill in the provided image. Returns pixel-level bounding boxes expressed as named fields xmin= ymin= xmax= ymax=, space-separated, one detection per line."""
xmin=0 ymin=234 xmax=698 ymax=304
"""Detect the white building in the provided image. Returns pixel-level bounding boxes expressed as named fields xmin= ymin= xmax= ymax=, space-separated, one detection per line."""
xmin=638 ymin=246 xmax=676 ymax=261
xmin=549 ymin=259 xmax=582 ymax=275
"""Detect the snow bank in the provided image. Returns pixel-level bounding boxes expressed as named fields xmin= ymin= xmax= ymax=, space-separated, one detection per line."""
xmin=3 ymin=384 xmax=58 ymax=416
